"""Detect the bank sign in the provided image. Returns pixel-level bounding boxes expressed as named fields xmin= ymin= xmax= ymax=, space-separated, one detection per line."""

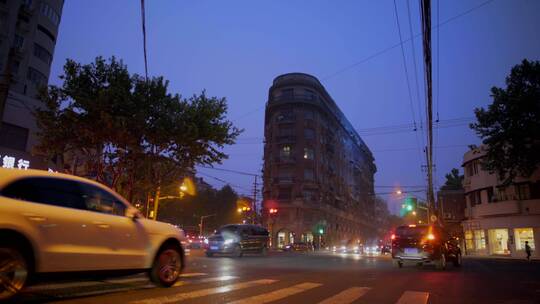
xmin=2 ymin=155 xmax=30 ymax=170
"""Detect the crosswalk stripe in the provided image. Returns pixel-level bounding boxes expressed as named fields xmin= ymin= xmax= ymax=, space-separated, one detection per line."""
xmin=228 ymin=282 xmax=322 ymax=304
xmin=130 ymin=279 xmax=278 ymax=304
xmin=173 ymin=275 xmax=238 ymax=287
xmin=318 ymin=287 xmax=371 ymax=304
xmin=396 ymin=291 xmax=430 ymax=304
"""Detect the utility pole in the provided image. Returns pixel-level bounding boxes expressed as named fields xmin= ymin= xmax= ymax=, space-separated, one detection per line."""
xmin=252 ymin=175 xmax=258 ymax=224
xmin=420 ymin=0 xmax=436 ymax=223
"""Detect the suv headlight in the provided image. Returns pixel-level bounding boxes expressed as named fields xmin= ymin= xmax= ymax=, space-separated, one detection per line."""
xmin=224 ymin=239 xmax=234 ymax=245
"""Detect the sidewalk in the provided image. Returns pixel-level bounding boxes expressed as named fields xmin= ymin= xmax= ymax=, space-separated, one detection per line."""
xmin=464 ymin=254 xmax=539 ymax=262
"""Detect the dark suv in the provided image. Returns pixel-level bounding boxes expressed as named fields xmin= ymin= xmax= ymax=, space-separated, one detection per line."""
xmin=391 ymin=224 xmax=461 ymax=270
xmin=206 ymin=224 xmax=269 ymax=257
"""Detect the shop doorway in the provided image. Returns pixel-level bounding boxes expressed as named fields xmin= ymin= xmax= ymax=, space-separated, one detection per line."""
xmin=488 ymin=229 xmax=510 ymax=255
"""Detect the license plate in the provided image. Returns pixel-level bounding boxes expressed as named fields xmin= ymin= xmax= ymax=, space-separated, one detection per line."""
xmin=210 ymin=246 xmax=218 ymax=250
xmin=404 ymin=248 xmax=418 ymax=255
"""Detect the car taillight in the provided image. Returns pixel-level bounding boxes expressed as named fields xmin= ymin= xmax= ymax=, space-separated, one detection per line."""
xmin=427 ymin=233 xmax=435 ymax=240
xmin=391 ymin=234 xmax=396 ymax=240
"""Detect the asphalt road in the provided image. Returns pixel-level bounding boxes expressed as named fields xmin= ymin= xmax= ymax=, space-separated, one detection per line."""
xmin=15 ymin=250 xmax=540 ymax=304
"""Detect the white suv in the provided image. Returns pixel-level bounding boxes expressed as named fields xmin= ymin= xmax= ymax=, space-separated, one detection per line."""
xmin=0 ymin=168 xmax=186 ymax=300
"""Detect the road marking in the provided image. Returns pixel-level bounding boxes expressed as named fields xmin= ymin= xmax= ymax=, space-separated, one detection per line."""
xmin=228 ymin=282 xmax=322 ymax=304
xmin=55 ymin=284 xmax=155 ymax=298
xmin=130 ymin=279 xmax=277 ymax=304
xmin=318 ymin=287 xmax=371 ymax=304
xmin=173 ymin=275 xmax=238 ymax=286
xmin=396 ymin=291 xmax=429 ymax=304
xmin=179 ymin=272 xmax=207 ymax=277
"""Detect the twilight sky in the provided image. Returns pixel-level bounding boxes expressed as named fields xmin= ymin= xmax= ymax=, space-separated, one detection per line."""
xmin=50 ymin=0 xmax=540 ymax=214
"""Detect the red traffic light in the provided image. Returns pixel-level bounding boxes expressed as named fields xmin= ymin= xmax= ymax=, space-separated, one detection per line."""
xmin=269 ymin=208 xmax=278 ymax=214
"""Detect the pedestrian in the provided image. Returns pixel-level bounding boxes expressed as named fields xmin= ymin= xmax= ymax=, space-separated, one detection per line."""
xmin=525 ymin=241 xmax=532 ymax=261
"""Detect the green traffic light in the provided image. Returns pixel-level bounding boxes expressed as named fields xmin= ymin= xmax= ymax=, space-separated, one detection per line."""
xmin=407 ymin=205 xmax=413 ymax=211
xmin=318 ymin=228 xmax=324 ymax=234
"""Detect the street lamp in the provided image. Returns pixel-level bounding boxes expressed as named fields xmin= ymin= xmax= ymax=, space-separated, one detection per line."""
xmin=152 ymin=177 xmax=195 ymax=221
xmin=396 ymin=189 xmax=403 ymax=195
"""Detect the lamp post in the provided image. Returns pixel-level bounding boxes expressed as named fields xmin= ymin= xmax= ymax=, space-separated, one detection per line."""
xmin=152 ymin=180 xmax=192 ymax=220
xmin=199 ymin=214 xmax=216 ymax=236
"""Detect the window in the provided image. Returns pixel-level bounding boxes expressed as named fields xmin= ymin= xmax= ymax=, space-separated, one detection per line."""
xmin=488 ymin=229 xmax=510 ymax=255
xmin=1 ymin=177 xmax=86 ymax=210
xmin=516 ymin=183 xmax=531 ymax=200
xmin=38 ymin=25 xmax=56 ymax=42
xmin=465 ymin=230 xmax=474 ymax=250
xmin=281 ymin=145 xmax=292 ymax=158
xmin=278 ymin=188 xmax=291 ymax=200
xmin=474 ymin=230 xmax=486 ymax=250
xmin=304 ymin=128 xmax=315 ymax=140
xmin=304 ymin=110 xmax=314 ymax=120
xmin=279 ymin=125 xmax=295 ymax=136
xmin=34 ymin=43 xmax=52 ymax=65
xmin=303 ymin=189 xmax=316 ymax=201
xmin=304 ymin=168 xmax=314 ymax=181
xmin=40 ymin=2 xmax=60 ymax=26
xmin=276 ymin=110 xmax=295 ymax=122
xmin=304 ymin=89 xmax=316 ymax=100
xmin=278 ymin=168 xmax=293 ymax=182
xmin=80 ymin=183 xmax=126 ymax=216
xmin=0 ymin=122 xmax=29 ymax=151
xmin=27 ymin=67 xmax=47 ymax=87
xmin=13 ymin=34 xmax=24 ymax=49
xmin=515 ymin=228 xmax=535 ymax=250
xmin=22 ymin=0 xmax=32 ymax=8
xmin=9 ymin=60 xmax=20 ymax=75
xmin=303 ymin=147 xmax=314 ymax=160
xmin=281 ymin=88 xmax=294 ymax=97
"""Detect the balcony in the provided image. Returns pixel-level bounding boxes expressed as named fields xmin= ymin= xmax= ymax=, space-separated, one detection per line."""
xmin=465 ymin=199 xmax=535 ymax=218
xmin=276 ymin=135 xmax=296 ymax=143
xmin=273 ymin=177 xmax=295 ymax=184
xmin=274 ymin=156 xmax=296 ymax=164
xmin=18 ymin=4 xmax=33 ymax=20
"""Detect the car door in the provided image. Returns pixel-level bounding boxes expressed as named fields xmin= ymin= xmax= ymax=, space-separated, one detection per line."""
xmin=78 ymin=182 xmax=149 ymax=270
xmin=1 ymin=176 xmax=103 ymax=272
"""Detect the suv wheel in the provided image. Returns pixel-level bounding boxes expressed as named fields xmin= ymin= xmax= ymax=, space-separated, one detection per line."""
xmin=453 ymin=252 xmax=462 ymax=267
xmin=150 ymin=245 xmax=182 ymax=287
xmin=233 ymin=245 xmax=243 ymax=258
xmin=436 ymin=253 xmax=447 ymax=270
xmin=0 ymin=247 xmax=29 ymax=301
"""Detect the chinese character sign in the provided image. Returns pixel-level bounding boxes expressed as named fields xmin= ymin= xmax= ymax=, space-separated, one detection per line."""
xmin=1 ymin=155 xmax=30 ymax=170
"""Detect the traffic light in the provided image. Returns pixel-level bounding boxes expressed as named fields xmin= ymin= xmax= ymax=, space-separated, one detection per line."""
xmin=318 ymin=228 xmax=324 ymax=234
xmin=404 ymin=197 xmax=417 ymax=212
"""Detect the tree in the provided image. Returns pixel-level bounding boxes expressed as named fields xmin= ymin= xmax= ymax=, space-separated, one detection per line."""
xmin=470 ymin=59 xmax=540 ymax=183
xmin=440 ymin=168 xmax=464 ymax=191
xmin=35 ymin=57 xmax=241 ymax=204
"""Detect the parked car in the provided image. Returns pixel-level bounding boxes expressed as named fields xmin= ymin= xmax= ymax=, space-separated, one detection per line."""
xmin=391 ymin=224 xmax=462 ymax=270
xmin=0 ymin=168 xmax=186 ymax=301
xmin=284 ymin=242 xmax=312 ymax=252
xmin=205 ymin=224 xmax=269 ymax=257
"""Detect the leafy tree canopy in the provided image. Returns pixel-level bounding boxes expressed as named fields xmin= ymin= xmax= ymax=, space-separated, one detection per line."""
xmin=35 ymin=56 xmax=242 ymax=202
xmin=440 ymin=168 xmax=464 ymax=191
xmin=471 ymin=59 xmax=540 ymax=183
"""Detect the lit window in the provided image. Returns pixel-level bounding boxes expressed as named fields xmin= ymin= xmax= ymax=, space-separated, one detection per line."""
xmin=465 ymin=230 xmax=474 ymax=250
xmin=515 ymin=228 xmax=534 ymax=250
xmin=474 ymin=230 xmax=486 ymax=250
xmin=488 ymin=229 xmax=510 ymax=255
xmin=303 ymin=147 xmax=314 ymax=160
xmin=280 ymin=145 xmax=292 ymax=158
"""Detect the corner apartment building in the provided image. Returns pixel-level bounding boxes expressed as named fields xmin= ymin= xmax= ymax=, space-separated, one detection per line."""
xmin=262 ymin=73 xmax=377 ymax=248
xmin=461 ymin=146 xmax=540 ymax=258
xmin=0 ymin=0 xmax=64 ymax=170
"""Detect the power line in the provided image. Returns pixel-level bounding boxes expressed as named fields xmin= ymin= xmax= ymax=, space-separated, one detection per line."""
xmin=321 ymin=0 xmax=496 ymax=81
xmin=197 ymin=165 xmax=260 ymax=177
xmin=196 ymin=171 xmax=254 ymax=193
